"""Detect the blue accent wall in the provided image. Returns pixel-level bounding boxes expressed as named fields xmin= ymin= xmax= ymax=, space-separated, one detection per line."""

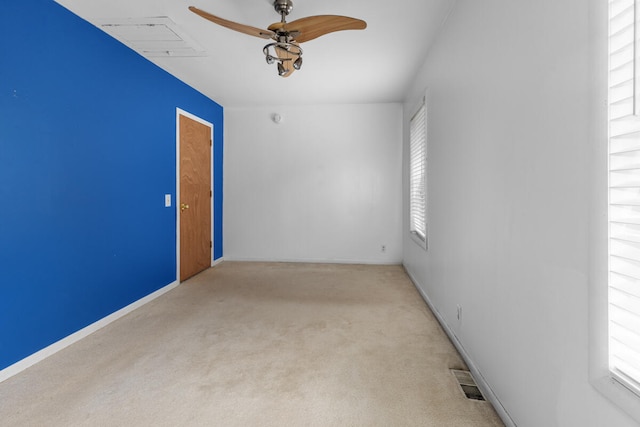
xmin=0 ymin=0 xmax=224 ymax=370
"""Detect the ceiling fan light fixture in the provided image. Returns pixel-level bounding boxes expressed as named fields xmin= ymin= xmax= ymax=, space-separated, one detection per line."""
xmin=277 ymin=62 xmax=286 ymax=76
xmin=263 ymin=41 xmax=302 ymax=77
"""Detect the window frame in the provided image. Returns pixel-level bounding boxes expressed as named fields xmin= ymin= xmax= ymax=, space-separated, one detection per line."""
xmin=590 ymin=0 xmax=640 ymax=422
xmin=408 ymin=93 xmax=428 ymax=250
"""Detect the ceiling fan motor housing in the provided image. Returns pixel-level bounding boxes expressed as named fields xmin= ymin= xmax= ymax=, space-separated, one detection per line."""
xmin=274 ymin=0 xmax=293 ymax=16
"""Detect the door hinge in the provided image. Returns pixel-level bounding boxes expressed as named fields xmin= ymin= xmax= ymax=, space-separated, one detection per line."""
xmin=210 ymin=241 xmax=212 ymax=248
xmin=210 ymin=139 xmax=212 ymax=147
xmin=210 ymin=190 xmax=212 ymax=197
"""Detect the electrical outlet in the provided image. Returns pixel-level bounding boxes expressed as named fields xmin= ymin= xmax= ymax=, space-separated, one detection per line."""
xmin=381 ymin=245 xmax=386 ymax=253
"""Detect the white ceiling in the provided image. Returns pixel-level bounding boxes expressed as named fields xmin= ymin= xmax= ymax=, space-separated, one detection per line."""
xmin=54 ymin=0 xmax=455 ymax=107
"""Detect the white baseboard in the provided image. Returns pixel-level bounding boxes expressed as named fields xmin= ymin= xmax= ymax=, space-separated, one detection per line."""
xmin=223 ymin=256 xmax=402 ymax=266
xmin=403 ymin=266 xmax=516 ymax=427
xmin=0 ymin=279 xmax=181 ymax=384
xmin=212 ymin=257 xmax=224 ymax=267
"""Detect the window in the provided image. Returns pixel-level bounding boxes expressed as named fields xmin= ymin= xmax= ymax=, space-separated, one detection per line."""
xmin=608 ymin=0 xmax=640 ymax=398
xmin=409 ymin=97 xmax=427 ymax=248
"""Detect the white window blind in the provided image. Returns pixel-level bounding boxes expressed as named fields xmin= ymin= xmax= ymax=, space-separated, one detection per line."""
xmin=608 ymin=0 xmax=640 ymax=396
xmin=409 ymin=99 xmax=427 ymax=243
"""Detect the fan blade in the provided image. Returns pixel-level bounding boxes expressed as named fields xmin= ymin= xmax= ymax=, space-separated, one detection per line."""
xmin=189 ymin=6 xmax=275 ymax=39
xmin=268 ymin=15 xmax=366 ymax=43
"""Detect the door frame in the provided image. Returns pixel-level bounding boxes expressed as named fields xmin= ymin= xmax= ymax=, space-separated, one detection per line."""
xmin=175 ymin=108 xmax=214 ymax=282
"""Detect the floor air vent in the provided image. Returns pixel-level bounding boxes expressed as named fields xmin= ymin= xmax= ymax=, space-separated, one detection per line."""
xmin=451 ymin=369 xmax=485 ymax=401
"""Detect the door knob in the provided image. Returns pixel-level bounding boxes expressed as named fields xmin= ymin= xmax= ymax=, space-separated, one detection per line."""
xmin=181 ymin=203 xmax=190 ymax=211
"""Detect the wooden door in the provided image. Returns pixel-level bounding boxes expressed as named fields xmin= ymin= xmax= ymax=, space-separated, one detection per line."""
xmin=179 ymin=114 xmax=212 ymax=281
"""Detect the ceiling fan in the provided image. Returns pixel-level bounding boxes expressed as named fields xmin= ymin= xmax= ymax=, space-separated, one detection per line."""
xmin=189 ymin=0 xmax=367 ymax=77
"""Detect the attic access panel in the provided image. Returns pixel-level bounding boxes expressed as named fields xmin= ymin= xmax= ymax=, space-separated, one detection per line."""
xmin=98 ymin=17 xmax=206 ymax=57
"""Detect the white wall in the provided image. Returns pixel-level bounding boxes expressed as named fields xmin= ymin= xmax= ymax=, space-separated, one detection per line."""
xmin=403 ymin=0 xmax=639 ymax=426
xmin=224 ymin=103 xmax=403 ymax=264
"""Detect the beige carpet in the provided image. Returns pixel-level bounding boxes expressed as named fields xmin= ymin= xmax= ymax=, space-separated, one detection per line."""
xmin=0 ymin=262 xmax=504 ymax=426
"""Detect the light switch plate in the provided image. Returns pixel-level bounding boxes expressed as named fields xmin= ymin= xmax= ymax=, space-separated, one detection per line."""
xmin=165 ymin=194 xmax=171 ymax=207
